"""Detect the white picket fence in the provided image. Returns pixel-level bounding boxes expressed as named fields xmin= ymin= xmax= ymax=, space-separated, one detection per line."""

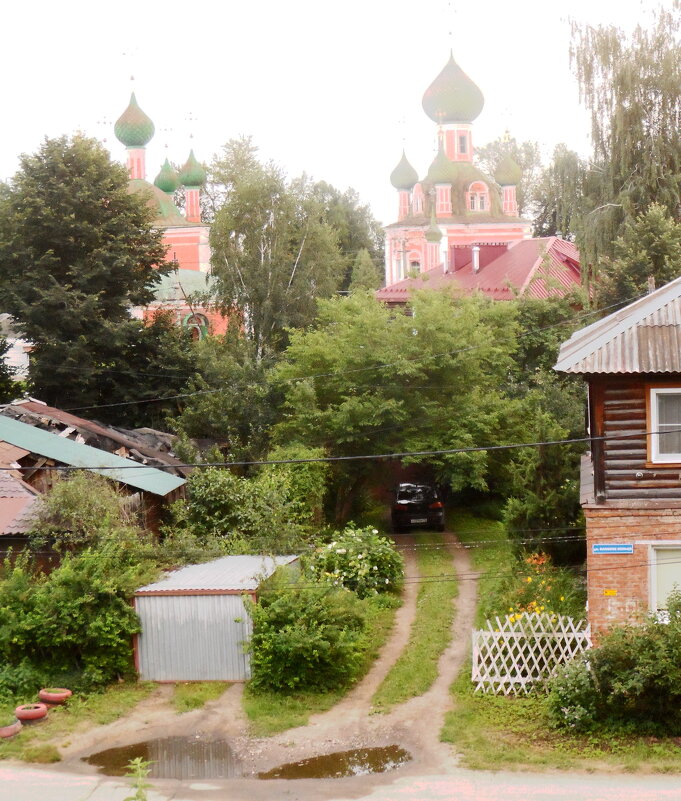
xmin=471 ymin=612 xmax=591 ymax=695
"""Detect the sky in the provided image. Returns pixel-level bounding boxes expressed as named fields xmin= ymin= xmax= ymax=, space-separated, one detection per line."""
xmin=2 ymin=0 xmax=670 ymax=225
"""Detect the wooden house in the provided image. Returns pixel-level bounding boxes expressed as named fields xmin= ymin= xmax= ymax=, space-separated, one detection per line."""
xmin=556 ymin=277 xmax=681 ymax=634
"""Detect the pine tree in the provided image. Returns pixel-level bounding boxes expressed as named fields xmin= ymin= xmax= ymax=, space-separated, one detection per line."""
xmin=349 ymin=248 xmax=382 ymax=292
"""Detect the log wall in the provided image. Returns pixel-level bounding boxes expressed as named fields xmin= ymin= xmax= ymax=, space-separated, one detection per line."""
xmin=591 ymin=377 xmax=681 ymax=501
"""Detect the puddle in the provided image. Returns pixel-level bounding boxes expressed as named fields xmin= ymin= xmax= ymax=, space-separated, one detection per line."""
xmin=84 ymin=735 xmax=242 ymax=779
xmin=257 ymin=745 xmax=411 ymax=780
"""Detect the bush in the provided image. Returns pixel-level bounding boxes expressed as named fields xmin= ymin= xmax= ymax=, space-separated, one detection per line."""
xmin=248 ymin=575 xmax=366 ymax=692
xmin=548 ymin=591 xmax=681 ymax=732
xmin=305 ymin=525 xmax=404 ymax=598
xmin=0 ymin=542 xmax=158 ymax=689
xmin=177 ymin=467 xmax=315 ymax=553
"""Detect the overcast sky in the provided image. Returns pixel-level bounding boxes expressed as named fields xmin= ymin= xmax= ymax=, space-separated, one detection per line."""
xmin=2 ymin=0 xmax=668 ymax=224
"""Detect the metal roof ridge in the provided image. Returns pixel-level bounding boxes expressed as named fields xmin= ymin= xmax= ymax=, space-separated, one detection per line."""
xmin=555 ymin=275 xmax=681 ymax=372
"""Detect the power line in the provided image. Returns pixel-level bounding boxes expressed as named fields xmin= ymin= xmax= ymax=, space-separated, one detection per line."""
xmin=58 ymin=292 xmax=641 ymax=413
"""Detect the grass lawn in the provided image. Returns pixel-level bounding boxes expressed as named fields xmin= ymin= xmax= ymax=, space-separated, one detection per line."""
xmin=0 ymin=682 xmax=154 ymax=763
xmin=443 ymin=509 xmax=681 ymax=773
xmin=172 ymin=681 xmax=232 ymax=713
xmin=443 ymin=666 xmax=681 ymax=772
xmin=243 ymin=592 xmax=399 ymax=737
xmin=371 ymin=531 xmax=457 ymax=712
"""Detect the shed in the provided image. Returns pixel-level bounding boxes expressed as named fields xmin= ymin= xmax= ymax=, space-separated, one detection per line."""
xmin=133 ymin=555 xmax=299 ymax=681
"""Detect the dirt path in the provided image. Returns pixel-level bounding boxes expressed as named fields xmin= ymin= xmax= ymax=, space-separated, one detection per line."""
xmin=57 ymin=528 xmax=479 ymax=791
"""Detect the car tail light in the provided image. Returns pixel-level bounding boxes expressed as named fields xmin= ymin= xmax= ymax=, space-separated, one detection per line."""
xmin=395 ymin=503 xmax=409 ymax=510
xmin=429 ymin=501 xmax=443 ymax=509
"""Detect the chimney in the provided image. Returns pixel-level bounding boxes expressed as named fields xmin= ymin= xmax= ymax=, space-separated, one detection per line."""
xmin=472 ymin=245 xmax=480 ymax=273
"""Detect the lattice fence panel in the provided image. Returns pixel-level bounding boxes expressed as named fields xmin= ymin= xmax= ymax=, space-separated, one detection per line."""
xmin=471 ymin=613 xmax=591 ymax=695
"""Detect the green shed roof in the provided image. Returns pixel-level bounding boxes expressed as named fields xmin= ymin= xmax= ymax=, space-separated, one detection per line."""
xmin=0 ymin=416 xmax=185 ymax=497
xmin=128 ymin=179 xmax=195 ymax=227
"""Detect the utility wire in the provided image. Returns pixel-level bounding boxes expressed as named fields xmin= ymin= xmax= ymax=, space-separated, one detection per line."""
xmin=60 ymin=292 xmax=642 ymax=413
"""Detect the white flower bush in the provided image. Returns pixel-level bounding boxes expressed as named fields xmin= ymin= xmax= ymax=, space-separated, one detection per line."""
xmin=305 ymin=524 xmax=404 ymax=598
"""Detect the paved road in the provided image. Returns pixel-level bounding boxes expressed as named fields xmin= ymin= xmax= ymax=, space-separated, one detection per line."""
xmin=2 ymin=763 xmax=681 ymax=801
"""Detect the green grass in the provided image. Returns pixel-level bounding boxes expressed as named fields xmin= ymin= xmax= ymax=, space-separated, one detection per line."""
xmin=172 ymin=682 xmax=231 ymax=713
xmin=243 ymin=593 xmax=399 ymax=737
xmin=442 ymin=664 xmax=681 ymax=772
xmin=443 ymin=509 xmax=681 ymax=773
xmin=371 ymin=532 xmax=457 ymax=711
xmin=0 ymin=682 xmax=154 ymax=763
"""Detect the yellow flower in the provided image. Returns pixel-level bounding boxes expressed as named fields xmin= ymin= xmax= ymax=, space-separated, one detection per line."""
xmin=560 ymin=596 xmax=564 ymax=601
xmin=508 ymin=607 xmax=514 ymax=612
xmin=526 ymin=577 xmax=532 ymax=583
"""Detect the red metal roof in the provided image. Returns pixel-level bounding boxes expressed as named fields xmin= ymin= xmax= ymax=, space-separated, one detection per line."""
xmin=376 ymin=237 xmax=580 ymax=303
xmin=0 ymin=473 xmax=39 ymax=536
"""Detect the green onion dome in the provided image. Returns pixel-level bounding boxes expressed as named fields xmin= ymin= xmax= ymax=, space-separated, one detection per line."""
xmin=154 ymin=159 xmax=180 ymax=194
xmin=114 ymin=93 xmax=155 ymax=147
xmin=390 ymin=150 xmax=418 ymax=190
xmin=425 ymin=207 xmax=442 ymax=243
xmin=494 ymin=153 xmax=522 ymax=186
xmin=178 ymin=150 xmax=206 ymax=187
xmin=422 ymin=53 xmax=484 ymax=124
xmin=426 ymin=147 xmax=456 ymax=184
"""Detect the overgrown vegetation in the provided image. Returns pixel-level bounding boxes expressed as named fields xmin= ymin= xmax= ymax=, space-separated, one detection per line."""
xmin=548 ymin=591 xmax=681 ymax=733
xmin=243 ymin=591 xmax=399 ymax=736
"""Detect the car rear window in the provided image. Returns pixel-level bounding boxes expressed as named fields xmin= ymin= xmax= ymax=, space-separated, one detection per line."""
xmin=397 ymin=486 xmax=435 ymax=502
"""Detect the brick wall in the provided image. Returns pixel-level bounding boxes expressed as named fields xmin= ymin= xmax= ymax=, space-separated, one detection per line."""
xmin=585 ymin=505 xmax=681 ymax=636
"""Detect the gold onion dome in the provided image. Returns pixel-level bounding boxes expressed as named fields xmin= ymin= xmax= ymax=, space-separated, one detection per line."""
xmin=154 ymin=159 xmax=180 ymax=194
xmin=494 ymin=153 xmax=522 ymax=186
xmin=178 ymin=150 xmax=206 ymax=187
xmin=114 ymin=93 xmax=155 ymax=147
xmin=390 ymin=151 xmax=419 ymax=190
xmin=422 ymin=52 xmax=484 ymax=124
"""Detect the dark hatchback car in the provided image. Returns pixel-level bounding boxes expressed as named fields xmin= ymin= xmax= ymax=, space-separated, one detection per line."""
xmin=391 ymin=483 xmax=445 ymax=532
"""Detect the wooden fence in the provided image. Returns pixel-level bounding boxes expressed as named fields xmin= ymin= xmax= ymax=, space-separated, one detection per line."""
xmin=471 ymin=612 xmax=591 ymax=696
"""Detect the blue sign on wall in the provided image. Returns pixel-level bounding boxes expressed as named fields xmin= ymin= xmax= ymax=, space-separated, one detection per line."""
xmin=592 ymin=543 xmax=634 ymax=555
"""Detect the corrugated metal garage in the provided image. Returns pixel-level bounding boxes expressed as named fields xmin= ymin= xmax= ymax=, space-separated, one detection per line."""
xmin=134 ymin=555 xmax=298 ymax=681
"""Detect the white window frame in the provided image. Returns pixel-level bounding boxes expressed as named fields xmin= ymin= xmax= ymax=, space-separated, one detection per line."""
xmin=648 ymin=542 xmax=681 ymax=612
xmin=649 ymin=387 xmax=681 ymax=463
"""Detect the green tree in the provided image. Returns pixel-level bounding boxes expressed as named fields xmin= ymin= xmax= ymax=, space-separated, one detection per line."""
xmin=571 ymin=5 xmax=681 ymax=266
xmin=475 ymin=136 xmax=542 ymax=218
xmin=170 ymin=327 xmax=282 ymax=462
xmin=595 ymin=203 xmax=681 ymax=309
xmin=349 ymin=247 xmax=382 ymax=292
xmin=208 ymin=138 xmax=344 ymax=356
xmin=532 ymin=144 xmax=584 ymax=239
xmin=274 ymin=291 xmax=518 ymax=521
xmin=307 ymin=181 xmax=384 ymax=289
xmin=0 ymin=135 xmax=192 ymax=424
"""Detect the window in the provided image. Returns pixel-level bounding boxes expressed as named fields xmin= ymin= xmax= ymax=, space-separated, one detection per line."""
xmin=459 ymin=134 xmax=468 ymax=155
xmin=649 ymin=388 xmax=681 ymax=462
xmin=652 ymin=547 xmax=681 ymax=610
xmin=467 ymin=181 xmax=489 ymax=214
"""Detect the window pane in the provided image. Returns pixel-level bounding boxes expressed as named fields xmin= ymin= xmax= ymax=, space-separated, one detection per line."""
xmin=659 ymin=427 xmax=681 ymax=454
xmin=658 ymin=393 xmax=681 ymax=425
xmin=656 ymin=549 xmax=681 ymax=608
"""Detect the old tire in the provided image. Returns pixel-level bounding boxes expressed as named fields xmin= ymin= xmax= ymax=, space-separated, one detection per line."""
xmin=0 ymin=719 xmax=22 ymax=738
xmin=15 ymin=703 xmax=48 ymax=721
xmin=39 ymin=688 xmax=72 ymax=705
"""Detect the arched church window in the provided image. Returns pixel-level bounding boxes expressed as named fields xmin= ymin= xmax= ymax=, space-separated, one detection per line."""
xmin=467 ymin=181 xmax=489 ymax=213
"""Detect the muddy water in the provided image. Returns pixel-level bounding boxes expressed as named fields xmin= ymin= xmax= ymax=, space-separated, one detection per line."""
xmin=258 ymin=745 xmax=411 ymax=779
xmin=84 ymin=735 xmax=242 ymax=779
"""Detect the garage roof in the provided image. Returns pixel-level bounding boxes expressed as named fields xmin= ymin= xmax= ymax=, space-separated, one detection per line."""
xmin=135 ymin=554 xmax=299 ymax=595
